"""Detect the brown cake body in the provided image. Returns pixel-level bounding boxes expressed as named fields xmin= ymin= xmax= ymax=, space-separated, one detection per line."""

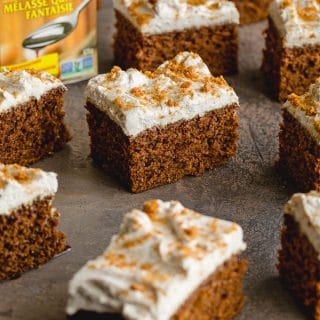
xmin=86 ymin=102 xmax=239 ymax=193
xmin=113 ymin=10 xmax=238 ymax=75
xmin=278 ymin=214 xmax=320 ymax=319
xmin=0 ymin=87 xmax=71 ymax=166
xmin=172 ymin=256 xmax=248 ymax=320
xmin=277 ymin=109 xmax=320 ymax=192
xmin=70 ymin=255 xmax=248 ymax=320
xmin=232 ymin=0 xmax=272 ymax=24
xmin=262 ymin=18 xmax=320 ymax=101
xmin=0 ymin=196 xmax=67 ymax=281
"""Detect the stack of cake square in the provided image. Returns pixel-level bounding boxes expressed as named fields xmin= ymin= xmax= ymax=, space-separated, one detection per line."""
xmin=67 ymin=199 xmax=247 ymax=319
xmin=113 ymin=0 xmax=239 ymax=75
xmin=262 ymin=0 xmax=320 ymax=101
xmin=85 ymin=52 xmax=240 ymax=192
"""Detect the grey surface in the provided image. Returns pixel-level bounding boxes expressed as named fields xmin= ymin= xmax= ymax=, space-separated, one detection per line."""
xmin=0 ymin=2 xmax=306 ymax=320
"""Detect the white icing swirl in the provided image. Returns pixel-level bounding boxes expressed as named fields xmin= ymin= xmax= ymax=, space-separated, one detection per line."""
xmin=113 ymin=0 xmax=239 ymax=35
xmin=67 ymin=199 xmax=246 ymax=319
xmin=284 ymin=191 xmax=320 ymax=259
xmin=0 ymin=69 xmax=66 ymax=113
xmin=85 ymin=52 xmax=239 ymax=137
xmin=269 ymin=0 xmax=320 ymax=47
xmin=0 ymin=164 xmax=58 ymax=215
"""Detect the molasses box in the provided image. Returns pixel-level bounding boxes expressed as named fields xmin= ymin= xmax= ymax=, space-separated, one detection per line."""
xmin=0 ymin=0 xmax=98 ymax=83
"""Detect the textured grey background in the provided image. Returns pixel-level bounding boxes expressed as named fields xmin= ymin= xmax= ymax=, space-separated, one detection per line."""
xmin=0 ymin=2 xmax=306 ymax=320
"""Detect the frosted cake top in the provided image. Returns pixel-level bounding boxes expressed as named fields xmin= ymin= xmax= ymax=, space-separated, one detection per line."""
xmin=0 ymin=164 xmax=58 ymax=216
xmin=113 ymin=0 xmax=239 ymax=34
xmin=269 ymin=0 xmax=320 ymax=47
xmin=0 ymin=69 xmax=65 ymax=113
xmin=67 ymin=199 xmax=246 ymax=319
xmin=284 ymin=78 xmax=320 ymax=143
xmin=86 ymin=52 xmax=239 ymax=137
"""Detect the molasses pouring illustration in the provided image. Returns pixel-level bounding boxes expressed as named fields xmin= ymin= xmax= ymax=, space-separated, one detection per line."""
xmin=22 ymin=0 xmax=91 ymax=51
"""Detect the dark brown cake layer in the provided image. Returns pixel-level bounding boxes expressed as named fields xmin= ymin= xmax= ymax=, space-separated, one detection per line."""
xmin=113 ymin=11 xmax=238 ymax=76
xmin=231 ymin=0 xmax=271 ymax=24
xmin=277 ymin=109 xmax=320 ymax=192
xmin=262 ymin=18 xmax=320 ymax=101
xmin=278 ymin=215 xmax=320 ymax=319
xmin=0 ymin=87 xmax=71 ymax=166
xmin=86 ymin=102 xmax=239 ymax=193
xmin=0 ymin=196 xmax=68 ymax=281
xmin=69 ymin=255 xmax=248 ymax=320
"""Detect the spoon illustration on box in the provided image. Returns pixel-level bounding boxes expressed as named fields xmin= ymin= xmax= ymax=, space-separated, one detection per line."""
xmin=22 ymin=0 xmax=91 ymax=50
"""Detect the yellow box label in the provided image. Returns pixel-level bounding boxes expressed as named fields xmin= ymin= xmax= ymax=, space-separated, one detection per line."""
xmin=1 ymin=53 xmax=59 ymax=76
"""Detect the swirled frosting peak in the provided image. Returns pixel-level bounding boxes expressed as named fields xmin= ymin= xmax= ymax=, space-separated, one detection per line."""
xmin=113 ymin=0 xmax=239 ymax=34
xmin=67 ymin=199 xmax=246 ymax=319
xmin=269 ymin=0 xmax=320 ymax=47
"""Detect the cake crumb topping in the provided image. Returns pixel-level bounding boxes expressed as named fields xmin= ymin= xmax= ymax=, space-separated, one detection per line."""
xmin=287 ymin=78 xmax=320 ymax=117
xmin=86 ymin=52 xmax=239 ymax=137
xmin=0 ymin=163 xmax=58 ymax=216
xmin=84 ymin=200 xmax=241 ymax=272
xmin=0 ymin=69 xmax=65 ymax=113
xmin=285 ymin=78 xmax=320 ymax=141
xmin=92 ymin=52 xmax=232 ymax=110
xmin=0 ymin=164 xmax=39 ymax=185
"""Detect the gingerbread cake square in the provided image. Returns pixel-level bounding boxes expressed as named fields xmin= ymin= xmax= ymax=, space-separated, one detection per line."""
xmin=67 ymin=199 xmax=247 ymax=320
xmin=231 ymin=0 xmax=272 ymax=24
xmin=277 ymin=79 xmax=320 ymax=192
xmin=262 ymin=0 xmax=320 ymax=101
xmin=0 ymin=164 xmax=68 ymax=281
xmin=278 ymin=192 xmax=320 ymax=319
xmin=113 ymin=0 xmax=239 ymax=75
xmin=85 ymin=52 xmax=240 ymax=193
xmin=0 ymin=69 xmax=71 ymax=165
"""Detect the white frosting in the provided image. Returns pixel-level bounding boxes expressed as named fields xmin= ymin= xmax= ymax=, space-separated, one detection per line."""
xmin=86 ymin=52 xmax=239 ymax=137
xmin=0 ymin=69 xmax=66 ymax=113
xmin=269 ymin=0 xmax=320 ymax=47
xmin=0 ymin=164 xmax=58 ymax=215
xmin=114 ymin=0 xmax=239 ymax=35
xmin=284 ymin=192 xmax=320 ymax=258
xmin=284 ymin=78 xmax=320 ymax=143
xmin=67 ymin=199 xmax=246 ymax=319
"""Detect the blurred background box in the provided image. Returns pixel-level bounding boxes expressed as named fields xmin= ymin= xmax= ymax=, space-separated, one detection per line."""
xmin=0 ymin=0 xmax=98 ymax=83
